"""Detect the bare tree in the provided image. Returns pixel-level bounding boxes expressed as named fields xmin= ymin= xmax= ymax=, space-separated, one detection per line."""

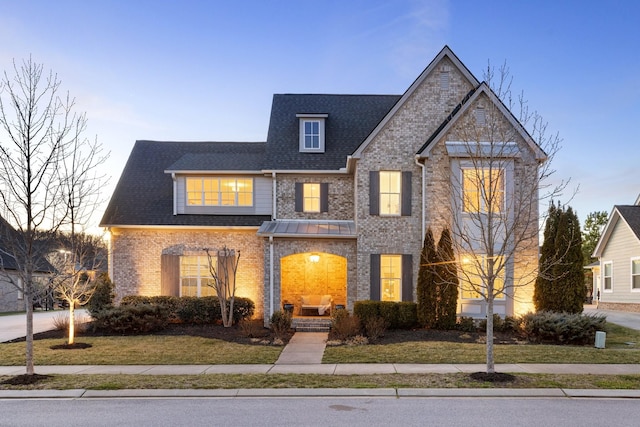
xmin=49 ymin=232 xmax=107 ymax=344
xmin=204 ymin=246 xmax=240 ymax=327
xmin=0 ymin=58 xmax=107 ymax=375
xmin=430 ymin=63 xmax=565 ymax=374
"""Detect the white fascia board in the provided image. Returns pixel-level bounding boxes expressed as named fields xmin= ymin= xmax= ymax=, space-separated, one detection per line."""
xmin=261 ymin=169 xmax=349 ymax=175
xmin=104 ymin=225 xmax=261 ymax=231
xmin=164 ymin=170 xmax=264 ymax=175
xmin=592 ymin=208 xmax=619 ymax=258
xmin=296 ymin=113 xmax=329 ymax=118
xmin=445 ymin=141 xmax=521 ymax=158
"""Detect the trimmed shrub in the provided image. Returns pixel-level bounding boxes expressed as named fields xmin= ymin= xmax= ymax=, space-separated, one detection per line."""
xmin=518 ymin=311 xmax=606 ymax=345
xmin=85 ymin=272 xmax=115 ymax=316
xmin=378 ymin=302 xmax=399 ymax=329
xmin=456 ymin=316 xmax=477 ymax=332
xmin=354 ymin=300 xmax=418 ymax=330
xmin=91 ymin=305 xmax=168 ymax=334
xmin=231 ymin=297 xmax=255 ymax=323
xmin=331 ymin=309 xmax=361 ymax=341
xmin=396 ymin=302 xmax=418 ymax=329
xmin=117 ymin=295 xmax=254 ymax=325
xmin=353 ymin=300 xmax=379 ymax=326
xmin=270 ymin=310 xmax=292 ymax=339
xmin=176 ymin=296 xmax=220 ymax=324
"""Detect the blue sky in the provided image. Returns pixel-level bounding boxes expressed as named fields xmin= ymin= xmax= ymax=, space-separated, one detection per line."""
xmin=1 ymin=0 xmax=639 ymax=232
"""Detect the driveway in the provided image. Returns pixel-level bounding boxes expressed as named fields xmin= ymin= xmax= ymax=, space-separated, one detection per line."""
xmin=0 ymin=309 xmax=88 ymax=343
xmin=584 ymin=305 xmax=640 ymax=331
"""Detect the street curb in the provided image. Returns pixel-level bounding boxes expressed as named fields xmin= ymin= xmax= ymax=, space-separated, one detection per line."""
xmin=3 ymin=388 xmax=640 ymax=399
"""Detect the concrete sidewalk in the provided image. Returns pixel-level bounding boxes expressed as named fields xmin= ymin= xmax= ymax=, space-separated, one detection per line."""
xmin=2 ymin=362 xmax=640 ymax=376
xmin=0 ymin=309 xmax=88 ymax=343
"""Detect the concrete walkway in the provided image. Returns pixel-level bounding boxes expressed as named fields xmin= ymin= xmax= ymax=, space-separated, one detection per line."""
xmin=584 ymin=305 xmax=640 ymax=331
xmin=275 ymin=332 xmax=328 ymax=365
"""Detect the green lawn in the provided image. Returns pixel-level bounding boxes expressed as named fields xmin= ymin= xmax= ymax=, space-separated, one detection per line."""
xmin=322 ymin=323 xmax=640 ymax=364
xmin=2 ymin=373 xmax=640 ymax=391
xmin=0 ymin=336 xmax=282 ymax=365
xmin=1 ymin=322 xmax=638 ymax=366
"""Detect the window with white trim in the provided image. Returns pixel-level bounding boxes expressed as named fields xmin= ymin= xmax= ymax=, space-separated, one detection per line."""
xmin=379 ymin=171 xmax=401 ymax=216
xmin=460 ymin=254 xmax=505 ymax=299
xmin=380 ymin=255 xmax=402 ymax=302
xmin=303 ymin=183 xmax=320 ymax=213
xmin=297 ymin=114 xmax=327 ymax=152
xmin=603 ymin=261 xmax=613 ymax=291
xmin=632 ymin=258 xmax=640 ymax=290
xmin=180 ymin=256 xmax=217 ymax=297
xmin=462 ymin=168 xmax=504 ymax=214
xmin=186 ymin=177 xmax=253 ymax=207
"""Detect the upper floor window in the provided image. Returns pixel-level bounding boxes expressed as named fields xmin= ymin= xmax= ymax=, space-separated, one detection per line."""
xmin=462 ymin=168 xmax=504 ymax=214
xmin=380 ymin=254 xmax=402 ymax=302
xmin=379 ymin=171 xmax=401 ymax=215
xmin=632 ymin=258 xmax=640 ymax=290
xmin=297 ymin=114 xmax=327 ymax=152
xmin=303 ymin=183 xmax=320 ymax=212
xmin=460 ymin=254 xmax=505 ymax=300
xmin=295 ymin=182 xmax=329 ymax=213
xmin=187 ymin=177 xmax=253 ymax=207
xmin=369 ymin=171 xmax=411 ymax=217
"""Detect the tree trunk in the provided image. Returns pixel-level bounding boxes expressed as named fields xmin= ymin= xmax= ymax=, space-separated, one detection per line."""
xmin=25 ymin=288 xmax=34 ymax=375
xmin=68 ymin=302 xmax=75 ymax=345
xmin=486 ymin=297 xmax=495 ymax=374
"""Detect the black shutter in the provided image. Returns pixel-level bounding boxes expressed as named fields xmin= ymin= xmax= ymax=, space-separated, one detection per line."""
xmin=401 ymin=171 xmax=412 ymax=216
xmin=320 ymin=183 xmax=329 ymax=213
xmin=402 ymin=254 xmax=413 ymax=301
xmin=295 ymin=182 xmax=303 ymax=212
xmin=370 ymin=254 xmax=381 ymax=301
xmin=161 ymin=254 xmax=180 ymax=296
xmin=369 ymin=171 xmax=379 ymax=215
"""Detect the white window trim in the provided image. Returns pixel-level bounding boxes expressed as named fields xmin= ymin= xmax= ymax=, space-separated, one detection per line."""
xmin=179 ymin=255 xmax=216 ymax=298
xmin=303 ymin=182 xmax=320 ymax=213
xmin=380 ymin=254 xmax=402 ymax=302
xmin=460 ymin=166 xmax=505 ymax=215
xmin=631 ymin=257 xmax=640 ymax=292
xmin=379 ymin=170 xmax=401 ymax=216
xmin=186 ymin=177 xmax=254 ymax=207
xmin=602 ymin=261 xmax=613 ymax=293
xmin=297 ymin=114 xmax=327 ymax=153
xmin=460 ymin=254 xmax=506 ymax=300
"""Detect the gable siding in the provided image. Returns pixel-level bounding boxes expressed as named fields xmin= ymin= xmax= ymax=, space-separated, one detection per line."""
xmin=176 ymin=175 xmax=272 ymax=215
xmin=601 ymin=219 xmax=640 ymax=303
xmin=355 ymin=56 xmax=474 ymax=303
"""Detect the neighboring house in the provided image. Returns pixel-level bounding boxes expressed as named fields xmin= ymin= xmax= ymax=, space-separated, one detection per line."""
xmin=101 ymin=46 xmax=544 ymax=324
xmin=0 ymin=217 xmax=52 ymax=312
xmin=592 ymin=195 xmax=640 ymax=312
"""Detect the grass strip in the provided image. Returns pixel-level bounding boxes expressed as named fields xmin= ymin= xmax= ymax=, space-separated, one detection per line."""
xmin=1 ymin=373 xmax=640 ymax=390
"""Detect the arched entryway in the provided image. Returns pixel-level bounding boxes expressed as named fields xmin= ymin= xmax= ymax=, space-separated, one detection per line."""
xmin=281 ymin=252 xmax=347 ymax=316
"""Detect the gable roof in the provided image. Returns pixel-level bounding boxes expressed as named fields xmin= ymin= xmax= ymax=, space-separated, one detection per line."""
xmin=100 ymin=141 xmax=271 ymax=227
xmin=264 ymin=94 xmax=400 ymax=170
xmin=593 ymin=205 xmax=640 ymax=257
xmin=351 ymin=45 xmax=480 ymax=159
xmin=417 ymin=82 xmax=547 ymax=160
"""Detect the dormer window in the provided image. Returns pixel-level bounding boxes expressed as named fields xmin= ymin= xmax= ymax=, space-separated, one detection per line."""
xmin=297 ymin=114 xmax=327 ymax=152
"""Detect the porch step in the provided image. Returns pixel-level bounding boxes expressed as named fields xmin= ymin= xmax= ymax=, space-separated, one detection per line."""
xmin=292 ymin=317 xmax=332 ymax=332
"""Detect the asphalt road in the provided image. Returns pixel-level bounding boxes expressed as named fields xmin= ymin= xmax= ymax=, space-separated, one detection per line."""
xmin=0 ymin=397 xmax=638 ymax=427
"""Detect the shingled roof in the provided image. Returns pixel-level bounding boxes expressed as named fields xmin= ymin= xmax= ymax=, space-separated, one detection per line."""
xmin=100 ymin=141 xmax=271 ymax=227
xmin=101 ymin=94 xmax=401 ymax=227
xmin=616 ymin=205 xmax=640 ymax=240
xmin=264 ymin=94 xmax=400 ymax=170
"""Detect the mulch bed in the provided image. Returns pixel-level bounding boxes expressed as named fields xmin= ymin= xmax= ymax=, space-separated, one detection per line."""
xmin=0 ymin=374 xmax=52 ymax=385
